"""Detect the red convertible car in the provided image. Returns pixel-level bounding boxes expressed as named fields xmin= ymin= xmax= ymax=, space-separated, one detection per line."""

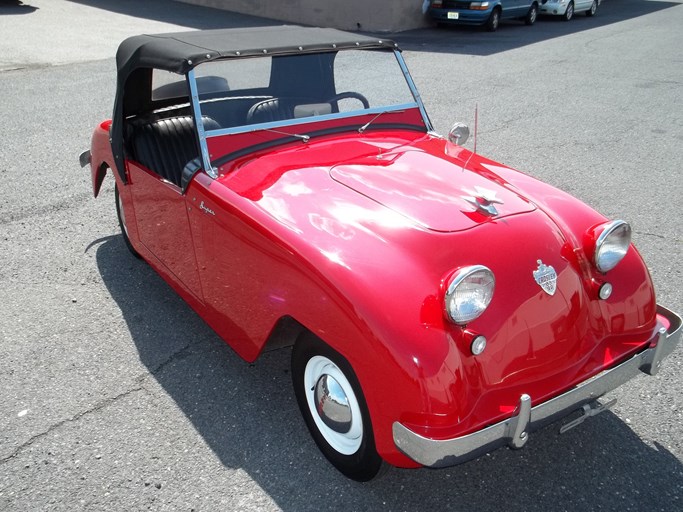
xmin=81 ymin=27 xmax=680 ymax=481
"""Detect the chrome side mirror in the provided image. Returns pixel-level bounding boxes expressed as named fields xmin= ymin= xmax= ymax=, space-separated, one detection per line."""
xmin=448 ymin=122 xmax=470 ymax=146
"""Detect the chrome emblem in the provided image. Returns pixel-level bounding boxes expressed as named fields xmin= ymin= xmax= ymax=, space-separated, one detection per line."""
xmin=199 ymin=201 xmax=215 ymax=216
xmin=533 ymin=260 xmax=557 ymax=296
xmin=462 ymin=186 xmax=504 ymax=216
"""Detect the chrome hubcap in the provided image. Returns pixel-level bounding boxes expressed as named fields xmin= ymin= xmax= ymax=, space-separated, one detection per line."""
xmin=304 ymin=355 xmax=363 ymax=454
xmin=314 ymin=374 xmax=352 ymax=433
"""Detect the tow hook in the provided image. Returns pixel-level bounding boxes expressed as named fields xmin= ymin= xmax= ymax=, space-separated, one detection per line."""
xmin=559 ymin=398 xmax=617 ymax=434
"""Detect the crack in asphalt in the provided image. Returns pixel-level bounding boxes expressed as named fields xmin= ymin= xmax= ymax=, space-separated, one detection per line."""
xmin=147 ymin=342 xmax=197 ymax=377
xmin=0 ymin=387 xmax=146 ymax=465
xmin=0 ymin=190 xmax=98 ymax=226
xmin=0 ymin=340 xmax=200 ymax=465
xmin=635 ymin=230 xmax=679 ymax=242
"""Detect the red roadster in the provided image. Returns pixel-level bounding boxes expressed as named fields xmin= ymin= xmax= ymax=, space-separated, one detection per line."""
xmin=80 ymin=26 xmax=680 ymax=481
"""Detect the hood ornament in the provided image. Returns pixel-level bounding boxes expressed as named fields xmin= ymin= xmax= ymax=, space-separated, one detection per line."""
xmin=533 ymin=260 xmax=557 ymax=296
xmin=462 ymin=186 xmax=504 ymax=216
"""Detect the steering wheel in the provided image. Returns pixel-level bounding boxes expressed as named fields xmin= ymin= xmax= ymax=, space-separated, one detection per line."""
xmin=326 ymin=91 xmax=370 ymax=110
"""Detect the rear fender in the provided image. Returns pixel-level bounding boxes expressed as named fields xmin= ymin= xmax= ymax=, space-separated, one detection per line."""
xmin=86 ymin=119 xmax=115 ymax=197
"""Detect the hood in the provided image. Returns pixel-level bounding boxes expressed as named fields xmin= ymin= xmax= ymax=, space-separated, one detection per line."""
xmin=222 ymin=134 xmax=536 ymax=234
xmin=330 ymin=147 xmax=536 ymax=232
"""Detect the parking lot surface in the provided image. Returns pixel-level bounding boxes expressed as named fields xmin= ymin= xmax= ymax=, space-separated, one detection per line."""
xmin=1 ymin=0 xmax=681 ymax=510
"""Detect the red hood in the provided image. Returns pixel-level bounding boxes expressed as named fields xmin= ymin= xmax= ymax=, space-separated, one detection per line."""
xmin=330 ymin=147 xmax=535 ymax=232
xmin=222 ymin=134 xmax=536 ymax=233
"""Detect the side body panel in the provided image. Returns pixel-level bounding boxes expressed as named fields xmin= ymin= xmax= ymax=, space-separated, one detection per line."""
xmin=127 ymin=164 xmax=204 ymax=301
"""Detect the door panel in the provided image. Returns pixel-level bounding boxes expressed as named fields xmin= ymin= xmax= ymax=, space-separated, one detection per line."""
xmin=128 ymin=164 xmax=204 ymax=301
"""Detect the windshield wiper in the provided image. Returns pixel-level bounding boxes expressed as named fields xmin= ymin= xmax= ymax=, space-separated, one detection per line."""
xmin=259 ymin=127 xmax=310 ymax=143
xmin=358 ymin=110 xmax=404 ymax=134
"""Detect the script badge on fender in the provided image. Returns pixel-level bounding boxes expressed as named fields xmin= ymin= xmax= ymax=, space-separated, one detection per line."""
xmin=533 ymin=260 xmax=557 ymax=296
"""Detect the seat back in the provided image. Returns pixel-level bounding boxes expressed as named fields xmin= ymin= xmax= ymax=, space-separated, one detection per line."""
xmin=129 ymin=116 xmax=219 ymax=186
xmin=246 ymin=98 xmax=293 ymax=125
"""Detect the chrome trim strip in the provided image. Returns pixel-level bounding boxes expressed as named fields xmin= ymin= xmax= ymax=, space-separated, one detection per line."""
xmin=204 ymin=103 xmax=419 ymax=138
xmin=393 ymin=305 xmax=681 ymax=468
xmin=187 ymin=69 xmax=217 ymax=179
xmin=394 ymin=50 xmax=433 ymax=132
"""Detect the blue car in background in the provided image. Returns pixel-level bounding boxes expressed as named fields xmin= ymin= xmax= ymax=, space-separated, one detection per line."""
xmin=428 ymin=0 xmax=539 ymax=31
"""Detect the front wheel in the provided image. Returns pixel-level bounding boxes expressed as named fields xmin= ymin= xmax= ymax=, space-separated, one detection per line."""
xmin=525 ymin=3 xmax=538 ymax=25
xmin=291 ymin=333 xmax=384 ymax=481
xmin=586 ymin=0 xmax=597 ymax=16
xmin=563 ymin=1 xmax=574 ymax=21
xmin=486 ymin=8 xmax=501 ymax=31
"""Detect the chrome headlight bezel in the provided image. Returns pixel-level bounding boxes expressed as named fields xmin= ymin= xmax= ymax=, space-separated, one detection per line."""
xmin=444 ymin=265 xmax=495 ymax=325
xmin=594 ymin=220 xmax=632 ymax=273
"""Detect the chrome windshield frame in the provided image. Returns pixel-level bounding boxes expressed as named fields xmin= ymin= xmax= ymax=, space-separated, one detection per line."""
xmin=188 ymin=47 xmax=433 ymax=177
xmin=393 ymin=49 xmax=433 ymax=132
xmin=203 ymin=102 xmax=419 ymax=138
xmin=187 ymin=68 xmax=217 ymax=179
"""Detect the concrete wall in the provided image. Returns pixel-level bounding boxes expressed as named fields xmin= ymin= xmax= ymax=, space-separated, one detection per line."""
xmin=177 ymin=0 xmax=432 ymax=32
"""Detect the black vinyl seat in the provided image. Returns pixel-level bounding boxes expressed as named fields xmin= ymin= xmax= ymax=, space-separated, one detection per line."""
xmin=246 ymin=98 xmax=293 ymax=124
xmin=129 ymin=115 xmax=220 ymax=187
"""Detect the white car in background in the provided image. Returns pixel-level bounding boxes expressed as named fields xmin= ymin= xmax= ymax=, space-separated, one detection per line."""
xmin=539 ymin=0 xmax=599 ymax=20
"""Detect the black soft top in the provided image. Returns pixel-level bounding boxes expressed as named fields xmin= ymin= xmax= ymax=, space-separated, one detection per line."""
xmin=111 ymin=26 xmax=398 ymax=182
xmin=116 ymin=25 xmax=397 ymax=77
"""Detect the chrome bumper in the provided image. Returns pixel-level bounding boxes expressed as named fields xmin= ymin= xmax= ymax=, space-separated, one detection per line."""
xmin=393 ymin=305 xmax=682 ymax=468
xmin=79 ymin=150 xmax=91 ymax=168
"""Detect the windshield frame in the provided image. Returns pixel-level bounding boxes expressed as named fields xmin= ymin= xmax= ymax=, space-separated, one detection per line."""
xmin=187 ymin=48 xmax=433 ymax=178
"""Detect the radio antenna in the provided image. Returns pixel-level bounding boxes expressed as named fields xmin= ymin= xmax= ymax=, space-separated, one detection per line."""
xmin=463 ymin=103 xmax=478 ymax=171
xmin=473 ymin=103 xmax=478 ymax=155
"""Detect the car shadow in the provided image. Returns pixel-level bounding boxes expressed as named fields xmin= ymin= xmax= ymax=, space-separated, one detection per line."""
xmin=0 ymin=0 xmax=38 ymax=14
xmin=389 ymin=0 xmax=680 ymax=56
xmin=66 ymin=0 xmax=280 ymax=29
xmin=95 ymin=234 xmax=683 ymax=510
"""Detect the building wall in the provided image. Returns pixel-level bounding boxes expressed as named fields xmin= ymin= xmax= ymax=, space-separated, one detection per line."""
xmin=177 ymin=0 xmax=432 ymax=32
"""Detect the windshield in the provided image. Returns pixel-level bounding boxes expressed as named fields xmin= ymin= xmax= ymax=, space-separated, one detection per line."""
xmin=190 ymin=49 xmax=420 ymax=134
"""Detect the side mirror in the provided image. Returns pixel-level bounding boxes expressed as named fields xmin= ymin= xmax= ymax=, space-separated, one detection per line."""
xmin=448 ymin=122 xmax=470 ymax=146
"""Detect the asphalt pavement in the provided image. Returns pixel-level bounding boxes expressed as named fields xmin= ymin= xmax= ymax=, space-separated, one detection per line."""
xmin=1 ymin=0 xmax=681 ymax=510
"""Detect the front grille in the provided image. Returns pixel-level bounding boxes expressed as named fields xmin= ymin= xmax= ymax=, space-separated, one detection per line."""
xmin=443 ymin=1 xmax=472 ymax=8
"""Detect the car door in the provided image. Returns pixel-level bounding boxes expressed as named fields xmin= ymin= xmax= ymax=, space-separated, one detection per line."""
xmin=575 ymin=0 xmax=592 ymax=11
xmin=127 ymin=163 xmax=204 ymax=301
xmin=501 ymin=0 xmax=522 ymax=19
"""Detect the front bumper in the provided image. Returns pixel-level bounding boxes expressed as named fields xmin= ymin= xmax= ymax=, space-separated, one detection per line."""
xmin=429 ymin=8 xmax=493 ymax=26
xmin=539 ymin=2 xmax=569 ymax=15
xmin=393 ymin=305 xmax=682 ymax=468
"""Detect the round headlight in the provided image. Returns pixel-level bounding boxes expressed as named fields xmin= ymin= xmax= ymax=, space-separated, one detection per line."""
xmin=594 ymin=220 xmax=631 ymax=273
xmin=445 ymin=265 xmax=495 ymax=325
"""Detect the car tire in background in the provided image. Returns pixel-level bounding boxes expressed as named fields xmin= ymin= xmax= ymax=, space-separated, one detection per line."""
xmin=586 ymin=0 xmax=597 ymax=16
xmin=563 ymin=1 xmax=574 ymax=20
xmin=291 ymin=332 xmax=384 ymax=481
xmin=525 ymin=2 xmax=539 ymax=25
xmin=115 ymin=184 xmax=141 ymax=259
xmin=486 ymin=7 xmax=501 ymax=31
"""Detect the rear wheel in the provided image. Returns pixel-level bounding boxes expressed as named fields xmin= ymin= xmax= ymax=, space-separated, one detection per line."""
xmin=291 ymin=333 xmax=384 ymax=481
xmin=115 ymin=185 xmax=141 ymax=259
xmin=586 ymin=0 xmax=597 ymax=16
xmin=563 ymin=1 xmax=574 ymax=20
xmin=486 ymin=8 xmax=501 ymax=31
xmin=525 ymin=3 xmax=538 ymax=25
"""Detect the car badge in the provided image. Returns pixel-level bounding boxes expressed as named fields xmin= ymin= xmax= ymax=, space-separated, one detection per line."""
xmin=533 ymin=260 xmax=557 ymax=296
xmin=462 ymin=186 xmax=504 ymax=216
xmin=199 ymin=200 xmax=216 ymax=216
